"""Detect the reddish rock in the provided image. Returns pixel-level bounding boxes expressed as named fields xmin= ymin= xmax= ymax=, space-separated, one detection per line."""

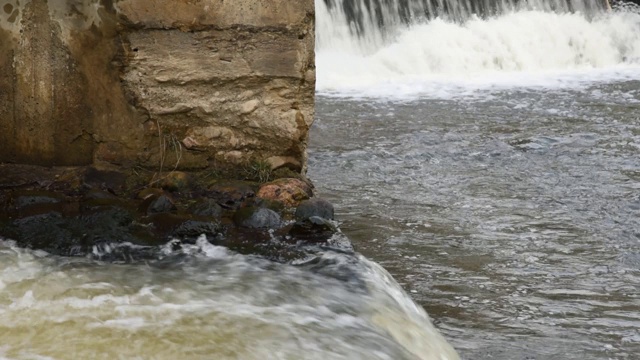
xmin=257 ymin=178 xmax=313 ymax=208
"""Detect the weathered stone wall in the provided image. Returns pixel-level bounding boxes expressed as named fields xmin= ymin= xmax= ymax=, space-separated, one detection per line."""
xmin=0 ymin=0 xmax=315 ymax=174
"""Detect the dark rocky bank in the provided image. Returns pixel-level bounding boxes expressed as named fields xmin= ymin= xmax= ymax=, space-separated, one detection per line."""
xmin=0 ymin=164 xmax=351 ymax=263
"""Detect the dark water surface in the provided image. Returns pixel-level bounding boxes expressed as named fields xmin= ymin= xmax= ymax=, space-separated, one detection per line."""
xmin=309 ymin=82 xmax=640 ymax=359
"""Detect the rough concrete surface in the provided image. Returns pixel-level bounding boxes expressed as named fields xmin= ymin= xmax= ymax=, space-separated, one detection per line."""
xmin=0 ymin=0 xmax=315 ymax=174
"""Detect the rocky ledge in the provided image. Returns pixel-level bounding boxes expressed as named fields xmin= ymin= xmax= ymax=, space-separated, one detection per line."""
xmin=0 ymin=164 xmax=351 ymax=263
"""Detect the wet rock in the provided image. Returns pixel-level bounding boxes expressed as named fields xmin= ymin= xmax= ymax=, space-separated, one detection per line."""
xmin=83 ymin=167 xmax=127 ymax=195
xmin=233 ymin=206 xmax=281 ymax=229
xmin=0 ymin=165 xmax=42 ymax=189
xmin=188 ymin=199 xmax=223 ymax=218
xmin=7 ymin=206 xmax=141 ymax=256
xmin=257 ymin=178 xmax=313 ymax=208
xmin=253 ymin=197 xmax=285 ymax=213
xmin=16 ymin=201 xmax=80 ymax=219
xmin=0 ymin=192 xmax=7 ymax=213
xmin=0 ymin=163 xmax=352 ymax=264
xmin=9 ymin=212 xmax=73 ymax=254
xmin=208 ymin=180 xmax=257 ymax=210
xmin=157 ymin=171 xmax=191 ymax=192
xmin=136 ymin=187 xmax=165 ymax=200
xmin=146 ymin=213 xmax=192 ymax=237
xmin=81 ymin=196 xmax=133 ymax=213
xmin=13 ymin=190 xmax=64 ymax=209
xmin=83 ymin=189 xmax=117 ymax=201
xmin=76 ymin=207 xmax=138 ymax=246
xmin=289 ymin=216 xmax=338 ymax=243
xmin=295 ymin=198 xmax=334 ymax=221
xmin=172 ymin=220 xmax=223 ymax=240
xmin=82 ymin=206 xmax=135 ymax=228
xmin=0 ymin=184 xmax=158 ymax=257
xmin=0 ymin=165 xmax=80 ymax=191
xmin=143 ymin=213 xmax=223 ymax=244
xmin=139 ymin=194 xmax=177 ymax=215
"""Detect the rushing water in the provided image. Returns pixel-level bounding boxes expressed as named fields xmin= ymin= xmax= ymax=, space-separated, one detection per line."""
xmin=0 ymin=237 xmax=458 ymax=359
xmin=313 ymin=0 xmax=640 ymax=359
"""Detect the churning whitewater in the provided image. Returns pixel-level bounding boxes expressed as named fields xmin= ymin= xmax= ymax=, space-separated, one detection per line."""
xmin=316 ymin=0 xmax=640 ymax=96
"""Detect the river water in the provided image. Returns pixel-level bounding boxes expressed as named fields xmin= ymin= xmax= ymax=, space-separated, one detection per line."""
xmin=312 ymin=1 xmax=640 ymax=359
xmin=0 ymin=238 xmax=457 ymax=359
xmin=2 ymin=1 xmax=640 ymax=360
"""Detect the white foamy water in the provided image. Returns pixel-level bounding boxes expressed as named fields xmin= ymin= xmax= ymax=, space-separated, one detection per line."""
xmin=0 ymin=238 xmax=459 ymax=360
xmin=316 ymin=1 xmax=640 ymax=97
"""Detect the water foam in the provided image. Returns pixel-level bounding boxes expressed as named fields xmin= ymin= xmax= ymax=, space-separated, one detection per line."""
xmin=0 ymin=238 xmax=460 ymax=359
xmin=317 ymin=1 xmax=640 ymax=97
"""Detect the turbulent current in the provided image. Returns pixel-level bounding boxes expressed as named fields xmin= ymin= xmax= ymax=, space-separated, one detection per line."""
xmin=312 ymin=0 xmax=640 ymax=359
xmin=0 ymin=237 xmax=457 ymax=359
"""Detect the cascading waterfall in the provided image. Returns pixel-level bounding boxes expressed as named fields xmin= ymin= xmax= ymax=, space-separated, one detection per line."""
xmin=316 ymin=0 xmax=640 ymax=95
xmin=319 ymin=0 xmax=607 ymax=46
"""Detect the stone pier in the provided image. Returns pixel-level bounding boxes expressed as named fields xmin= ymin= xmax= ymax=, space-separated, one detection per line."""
xmin=0 ymin=0 xmax=315 ymax=174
